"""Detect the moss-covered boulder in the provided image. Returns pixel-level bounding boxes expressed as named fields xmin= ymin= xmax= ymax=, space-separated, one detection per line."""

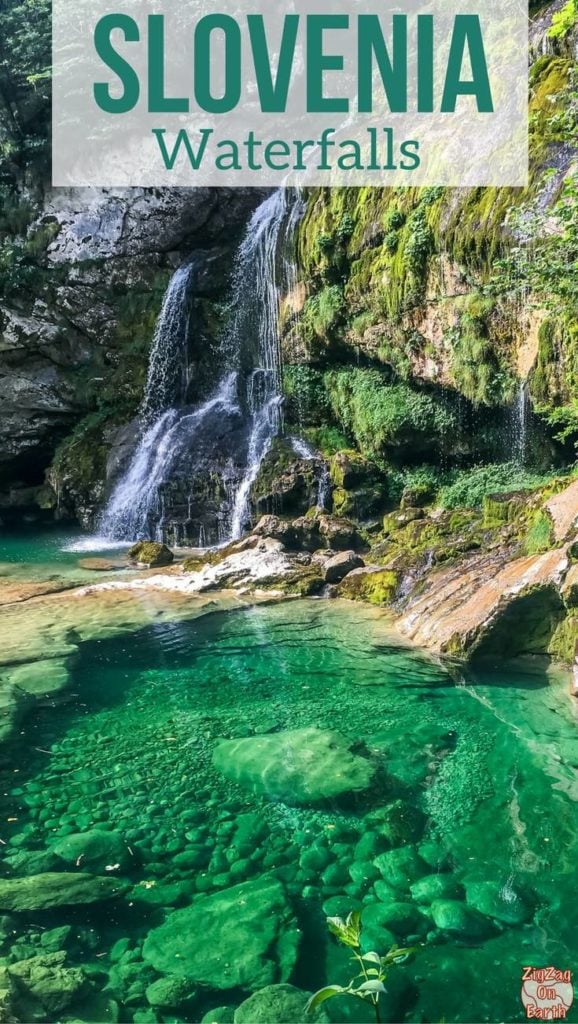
xmin=0 ymin=873 xmax=128 ymax=911
xmin=234 ymin=984 xmax=330 ymax=1023
xmin=337 ymin=566 xmax=398 ymax=606
xmin=127 ymin=541 xmax=174 ymax=568
xmin=213 ymin=726 xmax=375 ymax=806
xmin=142 ymin=876 xmax=300 ymax=990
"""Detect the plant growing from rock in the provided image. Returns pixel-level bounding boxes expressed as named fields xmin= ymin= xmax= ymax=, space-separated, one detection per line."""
xmin=306 ymin=911 xmax=416 ymax=1024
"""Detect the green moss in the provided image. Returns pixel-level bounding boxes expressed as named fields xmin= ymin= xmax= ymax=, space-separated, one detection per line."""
xmin=338 ymin=568 xmax=398 ymax=606
xmin=548 ymin=0 xmax=577 ymax=39
xmin=523 ymin=511 xmax=555 ymax=555
xmin=449 ymin=294 xmax=515 ymax=406
xmin=548 ymin=613 xmax=578 ymax=662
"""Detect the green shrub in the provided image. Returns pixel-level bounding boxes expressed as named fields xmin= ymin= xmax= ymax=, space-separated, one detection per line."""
xmin=323 ymin=368 xmax=457 ymax=461
xmin=302 ymin=425 xmax=352 ymax=455
xmin=548 ymin=0 xmax=577 ymax=39
xmin=439 ymin=462 xmax=551 ymax=509
xmin=282 ymin=365 xmax=330 ymax=425
xmin=303 ymin=285 xmax=346 ymax=339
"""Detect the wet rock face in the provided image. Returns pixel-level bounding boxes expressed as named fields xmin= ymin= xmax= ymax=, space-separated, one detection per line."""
xmin=0 ymin=187 xmax=263 ymax=500
xmin=142 ymin=876 xmax=300 ymax=990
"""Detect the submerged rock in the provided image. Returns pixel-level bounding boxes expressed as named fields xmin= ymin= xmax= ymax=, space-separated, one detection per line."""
xmin=429 ymin=899 xmax=495 ymax=940
xmin=410 ymin=874 xmax=463 ymax=904
xmin=0 ymin=872 xmax=128 ymax=911
xmin=213 ymin=726 xmax=375 ymax=806
xmin=51 ymin=830 xmax=134 ymax=873
xmin=464 ymin=880 xmax=533 ymax=924
xmin=142 ymin=876 xmax=300 ymax=990
xmin=128 ymin=541 xmax=174 ymax=568
xmin=234 ymin=983 xmax=330 ymax=1023
xmin=8 ymin=952 xmax=87 ymax=1014
xmin=362 ymin=900 xmax=426 ymax=938
xmin=373 ymin=847 xmax=427 ymax=891
xmin=145 ymin=976 xmax=197 ymax=1010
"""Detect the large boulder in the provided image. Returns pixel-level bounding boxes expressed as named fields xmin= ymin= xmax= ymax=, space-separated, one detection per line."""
xmin=142 ymin=876 xmax=299 ymax=991
xmin=0 ymin=873 xmax=128 ymax=911
xmin=213 ymin=726 xmax=375 ymax=806
xmin=234 ymin=984 xmax=330 ymax=1023
xmin=323 ymin=550 xmax=364 ymax=584
xmin=51 ymin=830 xmax=134 ymax=873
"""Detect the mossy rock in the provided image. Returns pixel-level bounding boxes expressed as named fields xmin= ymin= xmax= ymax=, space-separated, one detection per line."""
xmin=482 ymin=490 xmax=529 ymax=528
xmin=330 ymin=450 xmax=380 ymax=489
xmin=127 ymin=541 xmax=174 ymax=568
xmin=337 ymin=566 xmax=398 ymax=607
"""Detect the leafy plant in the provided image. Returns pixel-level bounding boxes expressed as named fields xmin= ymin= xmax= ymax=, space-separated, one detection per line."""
xmin=306 ymin=911 xmax=416 ymax=1024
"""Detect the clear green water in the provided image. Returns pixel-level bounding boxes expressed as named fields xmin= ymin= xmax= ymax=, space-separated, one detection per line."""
xmin=1 ymin=537 xmax=577 ymax=1023
xmin=0 ymin=527 xmax=130 ymax=583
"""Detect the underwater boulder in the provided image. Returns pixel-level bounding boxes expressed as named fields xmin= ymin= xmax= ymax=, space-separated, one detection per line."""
xmin=0 ymin=873 xmax=128 ymax=911
xmin=464 ymin=880 xmax=533 ymax=925
xmin=212 ymin=727 xmax=375 ymax=806
xmin=373 ymin=847 xmax=427 ymax=891
xmin=362 ymin=900 xmax=427 ymax=938
xmin=145 ymin=976 xmax=198 ymax=1010
xmin=234 ymin=983 xmax=330 ymax=1023
xmin=429 ymin=899 xmax=496 ymax=940
xmin=51 ymin=830 xmax=134 ymax=873
xmin=8 ymin=952 xmax=87 ymax=1015
xmin=142 ymin=876 xmax=300 ymax=990
xmin=410 ymin=874 xmax=463 ymax=904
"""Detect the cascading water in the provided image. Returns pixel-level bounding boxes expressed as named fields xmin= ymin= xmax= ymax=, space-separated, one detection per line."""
xmin=98 ymin=188 xmax=316 ymax=547
xmin=289 ymin=436 xmax=331 ymax=510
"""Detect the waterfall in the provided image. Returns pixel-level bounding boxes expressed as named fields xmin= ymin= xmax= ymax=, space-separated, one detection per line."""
xmin=142 ymin=262 xmax=194 ymax=422
xmin=289 ymin=436 xmax=331 ymax=510
xmin=99 ymin=189 xmax=306 ymax=546
xmin=512 ymin=381 xmax=529 ymax=466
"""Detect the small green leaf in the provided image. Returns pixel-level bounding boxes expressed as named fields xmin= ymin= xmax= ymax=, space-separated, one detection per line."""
xmin=361 ymin=951 xmax=381 ymax=964
xmin=305 ymin=986 xmax=347 ymax=1014
xmin=358 ymin=980 xmax=387 ymax=994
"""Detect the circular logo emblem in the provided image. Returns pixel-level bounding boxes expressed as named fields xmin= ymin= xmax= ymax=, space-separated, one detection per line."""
xmin=521 ymin=968 xmax=574 ymax=1019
